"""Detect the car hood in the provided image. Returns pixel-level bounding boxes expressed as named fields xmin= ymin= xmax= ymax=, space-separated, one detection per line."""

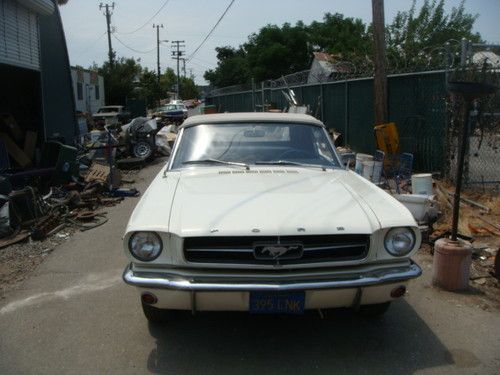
xmin=126 ymin=167 xmax=416 ymax=237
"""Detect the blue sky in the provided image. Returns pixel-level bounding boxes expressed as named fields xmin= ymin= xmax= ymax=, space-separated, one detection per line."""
xmin=59 ymin=0 xmax=500 ymax=84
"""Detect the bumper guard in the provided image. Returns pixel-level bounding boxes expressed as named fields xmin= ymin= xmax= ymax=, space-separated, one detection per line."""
xmin=122 ymin=261 xmax=422 ymax=292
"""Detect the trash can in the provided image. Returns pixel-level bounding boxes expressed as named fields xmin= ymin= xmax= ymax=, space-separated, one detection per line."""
xmin=433 ymin=238 xmax=472 ymax=291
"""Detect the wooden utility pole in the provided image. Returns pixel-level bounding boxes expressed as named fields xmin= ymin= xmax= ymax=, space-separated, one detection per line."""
xmin=99 ymin=2 xmax=115 ymax=66
xmin=372 ymin=0 xmax=388 ymax=124
xmin=171 ymin=40 xmax=185 ymax=99
xmin=179 ymin=58 xmax=187 ymax=79
xmin=153 ymin=24 xmax=164 ymax=84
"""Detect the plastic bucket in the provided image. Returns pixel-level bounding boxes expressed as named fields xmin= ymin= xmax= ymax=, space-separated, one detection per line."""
xmin=372 ymin=160 xmax=383 ymax=184
xmin=361 ymin=160 xmax=375 ymax=181
xmin=355 ymin=153 xmax=373 ymax=175
xmin=412 ymin=173 xmax=433 ymax=195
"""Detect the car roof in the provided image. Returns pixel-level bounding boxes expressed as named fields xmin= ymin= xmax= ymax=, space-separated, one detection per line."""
xmin=180 ymin=112 xmax=324 ymax=129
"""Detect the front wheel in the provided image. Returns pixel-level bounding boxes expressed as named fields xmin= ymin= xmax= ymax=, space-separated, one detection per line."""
xmin=142 ymin=302 xmax=176 ymax=324
xmin=359 ymin=302 xmax=391 ymax=317
xmin=132 ymin=141 xmax=154 ymax=159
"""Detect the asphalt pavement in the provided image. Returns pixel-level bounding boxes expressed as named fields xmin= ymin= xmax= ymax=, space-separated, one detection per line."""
xmin=0 ymin=159 xmax=499 ymax=375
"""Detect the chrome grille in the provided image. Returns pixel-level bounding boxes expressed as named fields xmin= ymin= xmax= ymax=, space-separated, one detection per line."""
xmin=184 ymin=235 xmax=369 ymax=265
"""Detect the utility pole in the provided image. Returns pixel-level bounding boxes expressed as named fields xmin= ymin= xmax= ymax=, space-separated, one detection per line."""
xmin=372 ymin=0 xmax=388 ymax=124
xmin=180 ymin=58 xmax=187 ymax=78
xmin=171 ymin=40 xmax=185 ymax=99
xmin=153 ymin=24 xmax=164 ymax=84
xmin=99 ymin=2 xmax=115 ymax=66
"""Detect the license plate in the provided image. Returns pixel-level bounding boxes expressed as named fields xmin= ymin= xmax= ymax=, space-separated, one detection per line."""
xmin=249 ymin=291 xmax=305 ymax=315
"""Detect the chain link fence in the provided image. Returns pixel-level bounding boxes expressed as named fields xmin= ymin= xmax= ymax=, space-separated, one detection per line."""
xmin=445 ymin=42 xmax=500 ymax=187
xmin=206 ymin=40 xmax=500 ymax=186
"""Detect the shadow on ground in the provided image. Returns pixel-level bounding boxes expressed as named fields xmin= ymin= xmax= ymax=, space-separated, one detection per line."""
xmin=145 ymin=300 xmax=453 ymax=374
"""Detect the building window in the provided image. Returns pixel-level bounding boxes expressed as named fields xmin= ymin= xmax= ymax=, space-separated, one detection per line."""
xmin=77 ymin=82 xmax=83 ymax=100
xmin=95 ymin=85 xmax=100 ymax=100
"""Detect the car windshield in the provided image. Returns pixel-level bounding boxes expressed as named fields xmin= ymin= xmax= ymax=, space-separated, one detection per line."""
xmin=162 ymin=105 xmax=178 ymax=111
xmin=97 ymin=107 xmax=120 ymax=113
xmin=171 ymin=122 xmax=340 ymax=169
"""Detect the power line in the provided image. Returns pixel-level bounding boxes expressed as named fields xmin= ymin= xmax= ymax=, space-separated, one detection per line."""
xmin=189 ymin=59 xmax=213 ymax=70
xmin=187 ymin=0 xmax=236 ymax=61
xmin=191 ymin=56 xmax=216 ymax=67
xmin=112 ymin=33 xmax=156 ymax=54
xmin=74 ymin=31 xmax=107 ymax=59
xmin=116 ymin=0 xmax=171 ymax=35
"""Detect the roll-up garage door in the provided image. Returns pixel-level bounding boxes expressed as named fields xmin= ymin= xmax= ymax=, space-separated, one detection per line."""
xmin=0 ymin=0 xmax=54 ymax=70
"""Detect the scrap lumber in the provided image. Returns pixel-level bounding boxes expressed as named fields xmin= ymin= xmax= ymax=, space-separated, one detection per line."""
xmin=23 ymin=131 xmax=37 ymax=162
xmin=0 ymin=132 xmax=31 ymax=168
xmin=84 ymin=163 xmax=110 ymax=183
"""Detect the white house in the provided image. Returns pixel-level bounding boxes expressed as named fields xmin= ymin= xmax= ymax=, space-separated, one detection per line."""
xmin=70 ymin=67 xmax=105 ymax=114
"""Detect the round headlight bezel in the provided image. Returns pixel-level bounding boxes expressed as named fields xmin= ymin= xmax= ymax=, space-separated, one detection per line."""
xmin=128 ymin=231 xmax=163 ymax=262
xmin=384 ymin=227 xmax=416 ymax=257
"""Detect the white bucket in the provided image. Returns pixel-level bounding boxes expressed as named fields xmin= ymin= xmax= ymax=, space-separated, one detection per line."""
xmin=412 ymin=173 xmax=433 ymax=195
xmin=361 ymin=160 xmax=375 ymax=181
xmin=355 ymin=153 xmax=373 ymax=175
xmin=372 ymin=160 xmax=383 ymax=184
xmin=394 ymin=194 xmax=431 ymax=222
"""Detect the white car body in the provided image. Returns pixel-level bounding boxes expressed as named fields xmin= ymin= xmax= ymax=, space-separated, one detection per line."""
xmin=123 ymin=113 xmax=421 ymax=318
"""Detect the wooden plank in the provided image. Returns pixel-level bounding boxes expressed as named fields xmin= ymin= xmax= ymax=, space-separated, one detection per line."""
xmin=0 ymin=114 xmax=24 ymax=141
xmin=23 ymin=130 xmax=37 ymax=162
xmin=0 ymin=133 xmax=31 ymax=168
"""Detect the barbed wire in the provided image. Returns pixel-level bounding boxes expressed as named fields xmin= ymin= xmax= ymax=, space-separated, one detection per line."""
xmin=208 ymin=39 xmax=500 ymax=97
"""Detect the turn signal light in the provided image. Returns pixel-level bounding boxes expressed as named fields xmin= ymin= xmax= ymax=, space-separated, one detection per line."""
xmin=141 ymin=292 xmax=158 ymax=305
xmin=390 ymin=286 xmax=407 ymax=298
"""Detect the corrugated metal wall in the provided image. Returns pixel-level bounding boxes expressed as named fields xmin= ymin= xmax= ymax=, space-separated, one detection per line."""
xmin=208 ymin=71 xmax=447 ymax=172
xmin=0 ymin=0 xmax=41 ymax=70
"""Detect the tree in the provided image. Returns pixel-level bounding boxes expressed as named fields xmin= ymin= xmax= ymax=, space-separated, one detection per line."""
xmin=138 ymin=68 xmax=164 ymax=108
xmin=204 ymin=1 xmax=483 ymax=88
xmin=307 ymin=13 xmax=371 ymax=60
xmin=96 ymin=57 xmax=142 ymax=105
xmin=204 ymin=47 xmax=250 ymax=87
xmin=386 ymin=0 xmax=482 ymax=68
xmin=244 ymin=22 xmax=312 ymax=81
xmin=160 ymin=67 xmax=177 ymax=93
xmin=180 ymin=76 xmax=201 ymax=99
xmin=204 ymin=18 xmax=368 ymax=87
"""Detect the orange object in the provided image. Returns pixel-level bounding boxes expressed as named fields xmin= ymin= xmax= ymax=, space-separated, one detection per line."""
xmin=374 ymin=122 xmax=400 ymax=156
xmin=433 ymin=238 xmax=472 ymax=291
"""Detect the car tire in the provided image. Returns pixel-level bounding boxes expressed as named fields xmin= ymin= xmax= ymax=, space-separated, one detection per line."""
xmin=132 ymin=141 xmax=154 ymax=159
xmin=142 ymin=302 xmax=176 ymax=324
xmin=359 ymin=302 xmax=391 ymax=317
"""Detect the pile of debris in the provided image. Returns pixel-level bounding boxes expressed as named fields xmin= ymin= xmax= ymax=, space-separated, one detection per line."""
xmin=388 ymin=175 xmax=499 ymax=296
xmin=81 ymin=117 xmax=177 ymax=165
xmin=0 ymin=160 xmax=133 ymax=249
xmin=0 ymin=118 xmax=175 ymax=250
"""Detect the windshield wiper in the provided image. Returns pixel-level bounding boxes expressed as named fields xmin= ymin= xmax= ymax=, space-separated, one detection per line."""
xmin=183 ymin=158 xmax=250 ymax=170
xmin=255 ymin=160 xmax=329 ymax=171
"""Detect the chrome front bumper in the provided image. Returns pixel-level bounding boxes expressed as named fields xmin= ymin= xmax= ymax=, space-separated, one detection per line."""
xmin=122 ymin=261 xmax=422 ymax=292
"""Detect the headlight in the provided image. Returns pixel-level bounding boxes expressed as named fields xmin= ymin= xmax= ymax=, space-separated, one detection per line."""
xmin=129 ymin=232 xmax=162 ymax=261
xmin=384 ymin=227 xmax=415 ymax=256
